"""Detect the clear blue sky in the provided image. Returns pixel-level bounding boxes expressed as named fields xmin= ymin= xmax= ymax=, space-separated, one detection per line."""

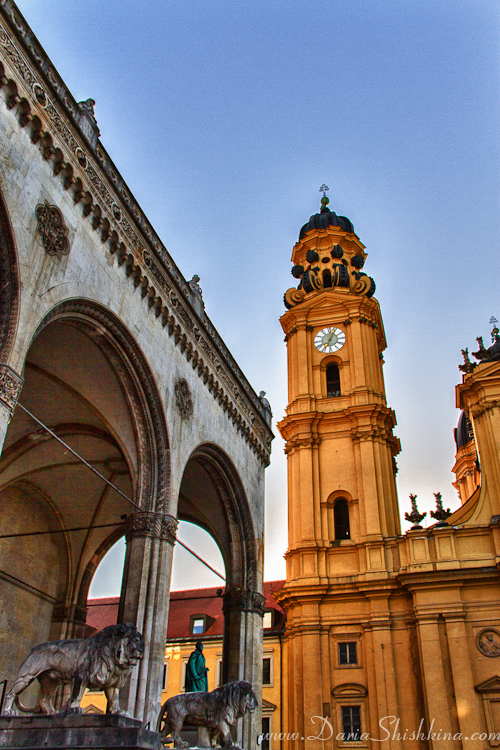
xmin=14 ymin=0 xmax=500 ymax=593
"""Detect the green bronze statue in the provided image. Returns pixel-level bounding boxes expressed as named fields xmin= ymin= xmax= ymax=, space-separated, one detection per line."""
xmin=185 ymin=640 xmax=209 ymax=692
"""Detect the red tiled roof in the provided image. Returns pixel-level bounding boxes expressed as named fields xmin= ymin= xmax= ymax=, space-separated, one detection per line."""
xmin=86 ymin=597 xmax=119 ymax=634
xmin=86 ymin=581 xmax=286 ymax=639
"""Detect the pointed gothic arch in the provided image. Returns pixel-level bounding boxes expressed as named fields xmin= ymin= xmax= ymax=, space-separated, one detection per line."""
xmin=179 ymin=442 xmax=258 ymax=591
xmin=0 ymin=298 xmax=175 ymax=720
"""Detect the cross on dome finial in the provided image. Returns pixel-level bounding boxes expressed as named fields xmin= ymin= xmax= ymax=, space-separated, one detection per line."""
xmin=490 ymin=316 xmax=499 ymax=343
xmin=319 ymin=184 xmax=330 ymax=212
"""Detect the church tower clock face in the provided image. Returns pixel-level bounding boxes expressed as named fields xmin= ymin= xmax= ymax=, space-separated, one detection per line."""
xmin=314 ymin=326 xmax=346 ymax=353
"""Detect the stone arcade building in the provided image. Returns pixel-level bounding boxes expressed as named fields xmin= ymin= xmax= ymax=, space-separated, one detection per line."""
xmin=0 ymin=1 xmax=273 ymax=741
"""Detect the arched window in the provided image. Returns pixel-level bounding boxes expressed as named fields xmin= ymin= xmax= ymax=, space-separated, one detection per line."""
xmin=326 ymin=364 xmax=341 ymax=397
xmin=323 ymin=269 xmax=332 ymax=288
xmin=334 ymin=498 xmax=350 ymax=540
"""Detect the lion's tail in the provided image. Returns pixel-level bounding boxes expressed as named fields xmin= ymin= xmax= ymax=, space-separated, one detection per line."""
xmin=14 ymin=694 xmax=42 ymax=714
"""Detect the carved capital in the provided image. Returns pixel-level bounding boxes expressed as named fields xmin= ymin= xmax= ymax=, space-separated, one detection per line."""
xmin=284 ymin=434 xmax=321 ymax=454
xmin=126 ymin=511 xmax=178 ymax=544
xmin=471 ymin=401 xmax=500 ymax=420
xmin=0 ymin=364 xmax=23 ymax=413
xmin=52 ymin=602 xmax=88 ymax=625
xmin=223 ymin=589 xmax=266 ymax=616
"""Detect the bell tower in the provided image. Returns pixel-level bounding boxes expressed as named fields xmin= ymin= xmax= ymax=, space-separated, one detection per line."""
xmin=276 ymin=191 xmax=404 ymax=749
xmin=278 ymin=190 xmax=401 ymax=581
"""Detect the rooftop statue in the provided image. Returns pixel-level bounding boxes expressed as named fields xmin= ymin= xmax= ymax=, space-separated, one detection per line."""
xmin=2 ymin=624 xmax=144 ymax=716
xmin=157 ymin=680 xmax=258 ymax=749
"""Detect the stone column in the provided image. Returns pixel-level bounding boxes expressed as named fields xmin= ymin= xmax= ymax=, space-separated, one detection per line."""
xmin=118 ymin=511 xmax=177 ymax=725
xmin=0 ymin=364 xmax=23 ymax=454
xmin=223 ymin=588 xmax=266 ymax=748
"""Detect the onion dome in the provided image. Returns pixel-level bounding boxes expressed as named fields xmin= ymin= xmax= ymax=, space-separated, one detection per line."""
xmin=454 ymin=411 xmax=474 ymax=450
xmin=283 ymin=190 xmax=375 ymax=310
xmin=299 ymin=203 xmax=354 ymax=240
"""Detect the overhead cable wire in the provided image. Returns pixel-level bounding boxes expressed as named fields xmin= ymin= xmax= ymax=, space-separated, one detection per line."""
xmin=17 ymin=402 xmax=140 ymax=509
xmin=10 ymin=403 xmax=228 ymax=583
xmin=0 ymin=522 xmax=123 ymax=539
xmin=175 ymin=538 xmax=226 ymax=582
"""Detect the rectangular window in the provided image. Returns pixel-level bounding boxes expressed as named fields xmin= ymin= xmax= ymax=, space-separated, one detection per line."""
xmin=263 ymin=657 xmax=272 ymax=685
xmin=341 ymin=706 xmax=361 ymax=741
xmin=338 ymin=642 xmax=357 ymax=665
xmin=162 ymin=662 xmax=169 ymax=691
xmin=192 ymin=617 xmax=205 ymax=634
xmin=181 ymin=658 xmax=188 ymax=691
xmin=216 ymin=658 xmax=223 ymax=687
xmin=261 ymin=716 xmax=271 ymax=750
xmin=263 ymin=611 xmax=273 ymax=629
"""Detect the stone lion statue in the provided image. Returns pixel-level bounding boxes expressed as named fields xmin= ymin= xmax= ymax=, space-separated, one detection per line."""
xmin=3 ymin=623 xmax=144 ymax=715
xmin=157 ymin=680 xmax=257 ymax=748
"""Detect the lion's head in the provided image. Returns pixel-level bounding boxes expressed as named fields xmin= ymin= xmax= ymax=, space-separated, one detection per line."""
xmin=211 ymin=680 xmax=258 ymax=725
xmin=88 ymin=623 xmax=144 ymax=688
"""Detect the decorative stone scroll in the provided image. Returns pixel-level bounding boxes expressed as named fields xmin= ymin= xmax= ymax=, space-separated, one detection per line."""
xmin=0 ymin=363 xmax=23 ymax=413
xmin=174 ymin=377 xmax=193 ymax=420
xmin=35 ymin=201 xmax=69 ymax=257
xmin=125 ymin=512 xmax=177 ymax=545
xmin=476 ymin=628 xmax=500 ymax=658
xmin=223 ymin=589 xmax=266 ymax=617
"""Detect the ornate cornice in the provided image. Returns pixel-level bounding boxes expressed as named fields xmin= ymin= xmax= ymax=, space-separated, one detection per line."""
xmin=0 ymin=1 xmax=273 ymax=465
xmin=0 ymin=362 xmax=22 ymax=413
xmin=223 ymin=588 xmax=266 ymax=616
xmin=125 ymin=512 xmax=178 ymax=544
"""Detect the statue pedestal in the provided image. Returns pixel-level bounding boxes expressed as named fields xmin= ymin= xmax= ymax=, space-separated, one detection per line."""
xmin=0 ymin=713 xmax=162 ymax=750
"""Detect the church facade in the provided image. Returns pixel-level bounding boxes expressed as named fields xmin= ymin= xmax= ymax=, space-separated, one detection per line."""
xmin=276 ymin=195 xmax=500 ymax=750
xmin=0 ymin=1 xmax=273 ymax=740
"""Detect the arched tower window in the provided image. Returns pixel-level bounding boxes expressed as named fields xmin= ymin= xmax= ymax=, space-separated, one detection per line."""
xmin=326 ymin=364 xmax=341 ymax=397
xmin=334 ymin=498 xmax=350 ymax=540
xmin=323 ymin=269 xmax=332 ymax=288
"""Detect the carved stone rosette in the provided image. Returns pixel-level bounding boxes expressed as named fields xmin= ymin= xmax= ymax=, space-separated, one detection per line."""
xmin=35 ymin=201 xmax=69 ymax=257
xmin=125 ymin=512 xmax=177 ymax=545
xmin=0 ymin=364 xmax=23 ymax=413
xmin=174 ymin=377 xmax=193 ymax=419
xmin=223 ymin=589 xmax=266 ymax=617
xmin=52 ymin=602 xmax=88 ymax=625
